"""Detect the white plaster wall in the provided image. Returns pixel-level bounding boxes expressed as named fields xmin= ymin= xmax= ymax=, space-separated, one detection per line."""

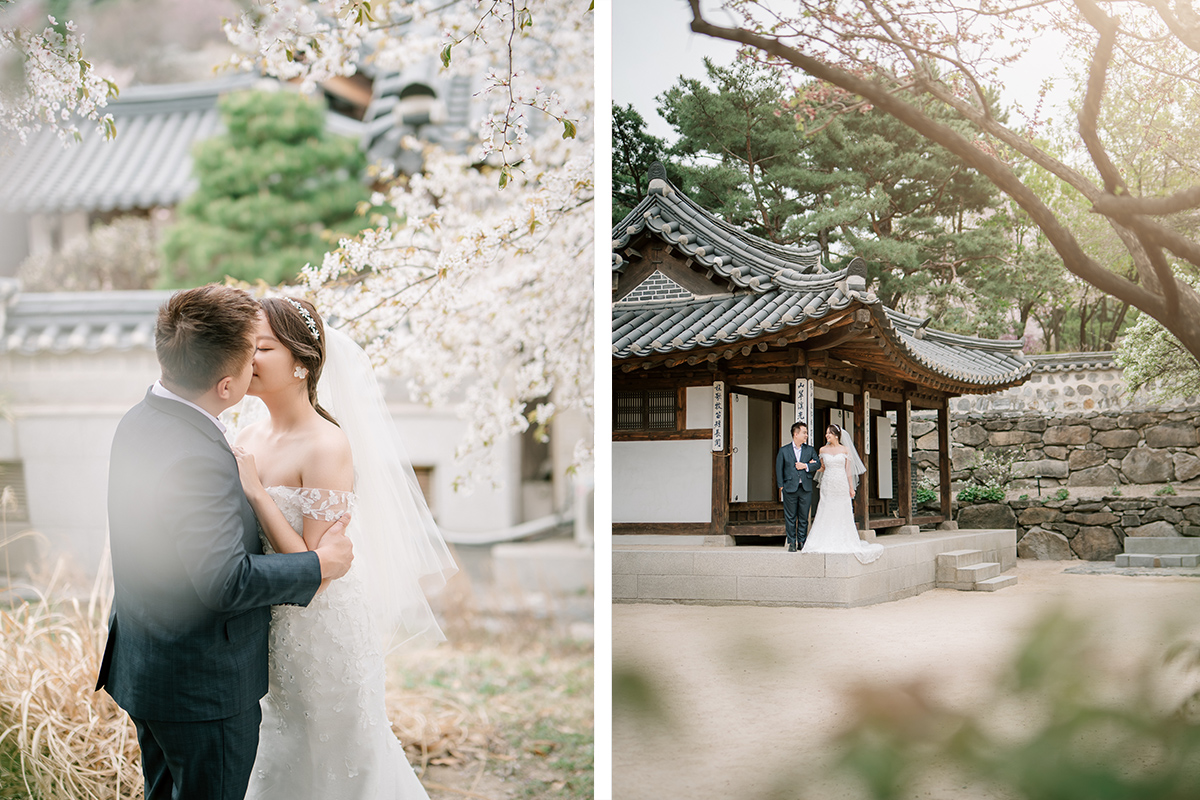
xmin=613 ymin=439 xmax=712 ymax=523
xmin=384 ymin=400 xmax=521 ymax=534
xmin=2 ymin=352 xmax=531 ymax=577
xmin=15 ymin=411 xmax=122 ymax=573
xmin=685 ymin=386 xmax=713 ymax=430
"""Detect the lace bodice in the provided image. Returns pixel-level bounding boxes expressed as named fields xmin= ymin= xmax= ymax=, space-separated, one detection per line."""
xmin=260 ymin=486 xmax=356 ymax=554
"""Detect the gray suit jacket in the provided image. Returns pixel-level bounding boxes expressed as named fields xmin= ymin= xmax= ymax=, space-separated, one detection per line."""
xmin=96 ymin=388 xmax=322 ymax=721
xmin=776 ymin=442 xmax=820 ymax=494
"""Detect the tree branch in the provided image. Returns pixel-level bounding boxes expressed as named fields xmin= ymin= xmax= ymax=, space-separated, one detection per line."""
xmin=1075 ymin=0 xmax=1128 ymax=196
xmin=687 ymin=0 xmax=1164 ymax=320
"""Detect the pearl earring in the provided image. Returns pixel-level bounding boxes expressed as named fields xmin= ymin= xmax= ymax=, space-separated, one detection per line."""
xmin=294 ymin=365 xmax=308 ymax=379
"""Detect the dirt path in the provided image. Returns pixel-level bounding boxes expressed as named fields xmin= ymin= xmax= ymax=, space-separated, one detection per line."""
xmin=613 ymin=561 xmax=1200 ymax=799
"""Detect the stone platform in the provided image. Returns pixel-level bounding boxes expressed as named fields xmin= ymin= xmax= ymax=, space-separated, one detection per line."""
xmin=613 ymin=529 xmax=1017 ymax=607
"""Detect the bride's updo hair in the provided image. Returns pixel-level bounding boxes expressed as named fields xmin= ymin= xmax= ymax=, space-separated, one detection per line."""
xmin=260 ymin=296 xmax=338 ymax=427
xmin=826 ymin=423 xmax=842 ymax=441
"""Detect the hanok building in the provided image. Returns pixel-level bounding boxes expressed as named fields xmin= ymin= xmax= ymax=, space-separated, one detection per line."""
xmin=613 ymin=165 xmax=1035 ymax=543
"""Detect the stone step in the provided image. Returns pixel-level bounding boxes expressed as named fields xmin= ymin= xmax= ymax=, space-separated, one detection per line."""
xmin=1123 ymin=537 xmax=1200 ymax=555
xmin=955 ymin=561 xmax=1001 ymax=584
xmin=975 ymin=574 xmax=1018 ymax=592
xmin=935 ymin=549 xmax=984 ymax=585
xmin=940 ymin=562 xmax=1004 ymax=590
xmin=1115 ymin=552 xmax=1200 ymax=568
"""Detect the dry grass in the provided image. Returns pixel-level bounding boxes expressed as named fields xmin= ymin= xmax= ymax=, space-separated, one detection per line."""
xmin=0 ymin=552 xmax=593 ymax=800
xmin=0 ymin=555 xmax=141 ymax=800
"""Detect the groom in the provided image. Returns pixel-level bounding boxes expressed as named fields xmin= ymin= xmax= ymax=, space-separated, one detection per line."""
xmin=96 ymin=285 xmax=355 ymax=800
xmin=776 ymin=421 xmax=821 ymax=552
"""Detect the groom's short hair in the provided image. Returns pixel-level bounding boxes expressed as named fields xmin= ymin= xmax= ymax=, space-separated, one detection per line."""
xmin=156 ymin=285 xmax=260 ymax=393
xmin=791 ymin=422 xmax=807 ymax=435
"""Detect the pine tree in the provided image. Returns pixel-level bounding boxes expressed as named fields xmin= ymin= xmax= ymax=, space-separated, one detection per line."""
xmin=613 ymin=103 xmax=671 ymax=225
xmin=161 ymin=90 xmax=370 ymax=287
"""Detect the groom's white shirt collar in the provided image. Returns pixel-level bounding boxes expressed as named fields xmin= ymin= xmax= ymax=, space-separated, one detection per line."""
xmin=151 ymin=380 xmax=227 ymax=434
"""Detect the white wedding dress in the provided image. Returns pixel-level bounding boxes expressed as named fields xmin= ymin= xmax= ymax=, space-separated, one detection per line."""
xmin=802 ymin=453 xmax=885 ymax=564
xmin=245 ymin=486 xmax=429 ymax=800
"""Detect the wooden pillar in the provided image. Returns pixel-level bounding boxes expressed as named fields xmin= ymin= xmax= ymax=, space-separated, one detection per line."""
xmin=897 ymin=397 xmax=912 ymax=524
xmin=712 ymin=450 xmax=729 ymax=536
xmin=937 ymin=397 xmax=952 ymax=521
xmin=853 ymin=389 xmax=868 ymax=531
xmin=711 ymin=379 xmax=729 ymax=536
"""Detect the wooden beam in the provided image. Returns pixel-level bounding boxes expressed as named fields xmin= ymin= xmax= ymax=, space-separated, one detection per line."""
xmin=804 ymin=308 xmax=871 ymax=352
xmin=727 ymin=384 xmax=791 ymax=403
xmin=613 ymin=522 xmax=712 ymax=536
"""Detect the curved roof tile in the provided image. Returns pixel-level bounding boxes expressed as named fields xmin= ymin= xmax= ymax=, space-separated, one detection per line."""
xmin=612 ymin=165 xmax=1034 ymax=391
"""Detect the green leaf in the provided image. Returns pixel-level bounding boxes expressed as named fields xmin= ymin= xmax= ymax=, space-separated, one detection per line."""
xmin=440 ymin=43 xmax=452 ymax=68
xmin=498 ymin=166 xmax=510 ymax=189
xmin=561 ymin=118 xmax=577 ymax=139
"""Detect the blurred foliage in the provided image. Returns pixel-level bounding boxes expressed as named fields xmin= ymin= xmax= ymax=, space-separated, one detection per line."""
xmin=17 ymin=216 xmax=160 ymax=291
xmin=836 ymin=609 xmax=1200 ymax=800
xmin=161 ymin=89 xmax=371 ymax=287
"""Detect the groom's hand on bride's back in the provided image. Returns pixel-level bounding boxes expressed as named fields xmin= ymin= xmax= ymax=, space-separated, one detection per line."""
xmin=314 ymin=513 xmax=354 ymax=580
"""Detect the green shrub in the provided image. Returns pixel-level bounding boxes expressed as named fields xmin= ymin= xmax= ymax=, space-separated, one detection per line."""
xmin=161 ymin=90 xmax=372 ymax=287
xmin=956 ymin=450 xmax=1019 ymax=504
xmin=956 ymin=484 xmax=1005 ymax=503
xmin=914 ymin=476 xmax=939 ymax=505
xmin=1155 ymin=484 xmax=1177 ymax=496
xmin=1054 ymin=487 xmax=1069 ymax=501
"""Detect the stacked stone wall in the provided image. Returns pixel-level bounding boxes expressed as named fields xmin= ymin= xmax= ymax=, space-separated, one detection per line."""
xmin=921 ymin=356 xmax=1200 ymax=559
xmin=957 ymin=496 xmax=1200 ymax=561
xmin=907 ymin=408 xmax=1200 ymax=492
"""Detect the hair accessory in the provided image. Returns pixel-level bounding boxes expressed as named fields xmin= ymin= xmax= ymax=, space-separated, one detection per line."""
xmin=285 ymin=298 xmax=320 ymax=341
xmin=294 ymin=365 xmax=308 ymax=379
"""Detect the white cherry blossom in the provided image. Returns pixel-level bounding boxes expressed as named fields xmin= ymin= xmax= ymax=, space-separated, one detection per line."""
xmin=227 ymin=0 xmax=594 ymax=485
xmin=0 ymin=7 xmax=117 ymax=144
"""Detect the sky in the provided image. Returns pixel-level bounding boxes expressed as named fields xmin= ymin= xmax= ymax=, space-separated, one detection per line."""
xmin=613 ymin=0 xmax=1074 ymax=144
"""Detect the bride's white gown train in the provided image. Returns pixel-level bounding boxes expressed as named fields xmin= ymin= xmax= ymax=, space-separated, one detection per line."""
xmin=245 ymin=486 xmax=429 ymax=800
xmin=802 ymin=453 xmax=885 ymax=564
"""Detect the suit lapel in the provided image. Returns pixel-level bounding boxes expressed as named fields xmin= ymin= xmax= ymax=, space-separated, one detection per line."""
xmin=144 ymin=387 xmax=232 ymax=452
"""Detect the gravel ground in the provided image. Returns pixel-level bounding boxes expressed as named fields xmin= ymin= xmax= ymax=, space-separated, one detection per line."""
xmin=613 ymin=560 xmax=1200 ymax=799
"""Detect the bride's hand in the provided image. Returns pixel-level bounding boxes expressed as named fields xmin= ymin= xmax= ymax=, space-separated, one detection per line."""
xmin=232 ymin=446 xmax=265 ymax=499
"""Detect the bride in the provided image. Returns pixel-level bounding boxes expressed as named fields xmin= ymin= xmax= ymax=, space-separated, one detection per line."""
xmin=802 ymin=424 xmax=885 ymax=565
xmin=229 ymin=296 xmax=456 ymax=798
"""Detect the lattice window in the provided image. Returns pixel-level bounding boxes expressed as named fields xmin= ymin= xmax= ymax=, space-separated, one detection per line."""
xmin=614 ymin=389 xmax=677 ymax=431
xmin=0 ymin=462 xmax=30 ymax=523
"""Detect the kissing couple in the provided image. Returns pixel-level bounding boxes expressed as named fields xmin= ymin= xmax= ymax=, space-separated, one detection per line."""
xmin=96 ymin=285 xmax=457 ymax=799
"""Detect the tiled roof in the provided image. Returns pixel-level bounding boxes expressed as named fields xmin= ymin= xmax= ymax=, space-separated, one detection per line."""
xmin=612 ymin=164 xmax=1034 ymax=391
xmin=2 ymin=287 xmax=168 ymax=355
xmin=1030 ymin=351 xmax=1116 ymax=372
xmin=875 ymin=306 xmax=1032 ymax=388
xmin=0 ymin=73 xmax=260 ymax=215
xmin=614 ymin=165 xmax=828 ymax=292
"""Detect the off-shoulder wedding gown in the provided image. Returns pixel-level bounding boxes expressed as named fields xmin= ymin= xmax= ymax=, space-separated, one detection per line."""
xmin=802 ymin=453 xmax=885 ymax=564
xmin=245 ymin=486 xmax=429 ymax=800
